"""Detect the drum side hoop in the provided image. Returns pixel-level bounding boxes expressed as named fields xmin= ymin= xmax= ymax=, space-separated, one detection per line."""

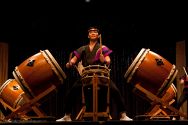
xmin=124 ymin=48 xmax=150 ymax=83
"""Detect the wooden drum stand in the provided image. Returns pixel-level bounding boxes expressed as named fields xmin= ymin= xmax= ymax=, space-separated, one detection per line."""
xmin=76 ymin=65 xmax=112 ymax=121
xmin=3 ymin=85 xmax=56 ymax=120
xmin=134 ymin=83 xmax=187 ymax=119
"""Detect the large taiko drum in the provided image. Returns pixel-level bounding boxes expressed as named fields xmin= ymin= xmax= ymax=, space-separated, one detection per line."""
xmin=0 ymin=79 xmax=25 ymax=109
xmin=124 ymin=48 xmax=178 ymax=97
xmin=12 ymin=49 xmax=67 ymax=98
xmin=81 ymin=65 xmax=110 ymax=85
xmin=161 ymin=83 xmax=177 ymax=103
xmin=147 ymin=83 xmax=177 ymax=115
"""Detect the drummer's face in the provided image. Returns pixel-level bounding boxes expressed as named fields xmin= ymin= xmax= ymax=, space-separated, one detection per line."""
xmin=88 ymin=29 xmax=99 ymax=40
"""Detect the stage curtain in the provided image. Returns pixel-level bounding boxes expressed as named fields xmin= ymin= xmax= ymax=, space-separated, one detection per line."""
xmin=176 ymin=40 xmax=187 ymax=116
xmin=0 ymin=42 xmax=8 ymax=85
xmin=0 ymin=42 xmax=8 ymax=119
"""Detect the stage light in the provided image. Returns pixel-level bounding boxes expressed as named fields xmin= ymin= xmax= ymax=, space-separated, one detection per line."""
xmin=85 ymin=0 xmax=91 ymax=3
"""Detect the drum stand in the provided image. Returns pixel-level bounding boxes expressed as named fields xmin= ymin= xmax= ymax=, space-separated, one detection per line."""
xmin=3 ymin=85 xmax=56 ymax=120
xmin=134 ymin=83 xmax=187 ymax=119
xmin=76 ymin=74 xmax=112 ymax=121
xmin=146 ymin=99 xmax=175 ymax=119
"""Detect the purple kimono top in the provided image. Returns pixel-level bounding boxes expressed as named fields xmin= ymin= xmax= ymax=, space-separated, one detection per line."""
xmin=73 ymin=43 xmax=112 ymax=67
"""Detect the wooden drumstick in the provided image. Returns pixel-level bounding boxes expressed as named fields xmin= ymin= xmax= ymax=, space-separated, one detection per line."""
xmin=69 ymin=52 xmax=73 ymax=64
xmin=183 ymin=66 xmax=188 ymax=76
xmin=68 ymin=52 xmax=82 ymax=75
xmin=99 ymin=34 xmax=108 ymax=67
xmin=99 ymin=34 xmax=102 ymax=55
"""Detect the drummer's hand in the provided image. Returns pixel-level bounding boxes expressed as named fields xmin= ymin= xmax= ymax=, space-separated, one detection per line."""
xmin=99 ymin=54 xmax=105 ymax=63
xmin=66 ymin=62 xmax=73 ymax=68
xmin=179 ymin=76 xmax=188 ymax=84
xmin=180 ymin=79 xmax=185 ymax=84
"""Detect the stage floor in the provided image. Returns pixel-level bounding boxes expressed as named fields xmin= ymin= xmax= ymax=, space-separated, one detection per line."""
xmin=0 ymin=120 xmax=188 ymax=125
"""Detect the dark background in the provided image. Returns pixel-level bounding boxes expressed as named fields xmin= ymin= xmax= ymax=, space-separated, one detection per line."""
xmin=0 ymin=0 xmax=187 ymax=46
xmin=0 ymin=0 xmax=187 ymax=120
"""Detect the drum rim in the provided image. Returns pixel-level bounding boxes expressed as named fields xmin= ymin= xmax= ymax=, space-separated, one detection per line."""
xmin=12 ymin=92 xmax=24 ymax=109
xmin=42 ymin=49 xmax=67 ymax=81
xmin=82 ymin=65 xmax=110 ymax=71
xmin=170 ymin=83 xmax=177 ymax=97
xmin=124 ymin=48 xmax=150 ymax=83
xmin=13 ymin=67 xmax=34 ymax=98
xmin=157 ymin=65 xmax=178 ymax=96
xmin=0 ymin=79 xmax=13 ymax=95
xmin=81 ymin=65 xmax=110 ymax=78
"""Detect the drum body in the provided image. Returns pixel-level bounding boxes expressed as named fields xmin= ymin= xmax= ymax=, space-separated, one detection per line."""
xmin=147 ymin=83 xmax=177 ymax=116
xmin=13 ymin=49 xmax=66 ymax=98
xmin=81 ymin=65 xmax=110 ymax=85
xmin=0 ymin=79 xmax=25 ymax=109
xmin=124 ymin=48 xmax=178 ymax=97
xmin=161 ymin=83 xmax=177 ymax=103
xmin=81 ymin=65 xmax=110 ymax=115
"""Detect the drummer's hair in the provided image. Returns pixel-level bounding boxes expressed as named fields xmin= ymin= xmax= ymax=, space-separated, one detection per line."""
xmin=88 ymin=26 xmax=100 ymax=33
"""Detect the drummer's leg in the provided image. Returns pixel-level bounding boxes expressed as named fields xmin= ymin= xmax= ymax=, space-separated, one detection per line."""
xmin=64 ymin=79 xmax=82 ymax=115
xmin=109 ymin=80 xmax=126 ymax=113
xmin=109 ymin=80 xmax=132 ymax=120
xmin=175 ymin=91 xmax=187 ymax=110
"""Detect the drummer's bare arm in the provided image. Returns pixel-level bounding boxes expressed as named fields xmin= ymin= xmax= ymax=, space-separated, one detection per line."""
xmin=99 ymin=54 xmax=110 ymax=66
xmin=104 ymin=56 xmax=111 ymax=67
xmin=99 ymin=54 xmax=105 ymax=63
xmin=105 ymin=56 xmax=110 ymax=64
xmin=66 ymin=56 xmax=78 ymax=68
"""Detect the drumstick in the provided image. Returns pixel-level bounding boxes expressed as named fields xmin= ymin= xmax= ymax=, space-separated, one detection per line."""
xmin=99 ymin=34 xmax=102 ymax=55
xmin=183 ymin=66 xmax=188 ymax=76
xmin=68 ymin=52 xmax=81 ymax=75
xmin=69 ymin=52 xmax=73 ymax=64
xmin=99 ymin=34 xmax=107 ymax=67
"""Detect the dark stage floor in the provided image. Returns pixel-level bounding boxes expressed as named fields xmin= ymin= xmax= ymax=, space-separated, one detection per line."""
xmin=0 ymin=120 xmax=188 ymax=125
